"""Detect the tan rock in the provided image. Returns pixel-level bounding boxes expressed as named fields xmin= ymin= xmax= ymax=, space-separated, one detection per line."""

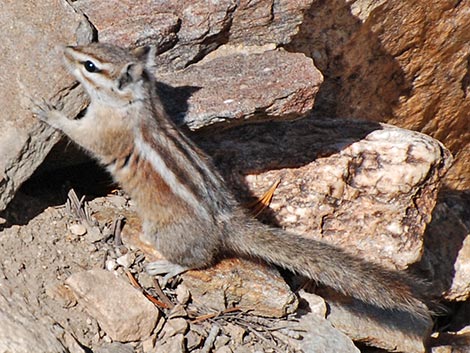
xmin=162 ymin=318 xmax=189 ymax=338
xmin=214 ymin=346 xmax=233 ymax=353
xmin=74 ymin=0 xmax=312 ymax=71
xmin=74 ymin=0 xmax=180 ymax=51
xmin=154 ymin=333 xmax=186 ymax=353
xmin=69 ymin=223 xmax=87 ymax=237
xmin=287 ymin=0 xmax=470 ymax=190
xmin=230 ymin=0 xmax=312 ymax=46
xmin=0 ymin=290 xmax=66 ymax=353
xmin=159 ymin=50 xmax=322 ymax=129
xmin=65 ymin=269 xmax=160 ymax=342
xmin=181 ymin=258 xmax=298 ymax=317
xmin=442 ymin=227 xmax=470 ymax=301
xmin=293 ymin=312 xmax=360 ymax=353
xmin=321 ymin=288 xmax=432 ymax=353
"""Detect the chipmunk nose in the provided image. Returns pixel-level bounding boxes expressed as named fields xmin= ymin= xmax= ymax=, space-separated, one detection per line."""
xmin=63 ymin=46 xmax=75 ymax=53
xmin=63 ymin=46 xmax=76 ymax=61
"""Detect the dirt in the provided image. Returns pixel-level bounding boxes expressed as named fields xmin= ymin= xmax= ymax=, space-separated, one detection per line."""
xmin=0 ymin=164 xmax=124 ymax=350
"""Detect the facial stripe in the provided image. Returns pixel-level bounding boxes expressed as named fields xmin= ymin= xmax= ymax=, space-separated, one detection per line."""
xmin=65 ymin=48 xmax=106 ymax=68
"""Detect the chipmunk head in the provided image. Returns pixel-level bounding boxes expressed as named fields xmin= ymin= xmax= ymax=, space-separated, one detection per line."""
xmin=63 ymin=43 xmax=156 ymax=106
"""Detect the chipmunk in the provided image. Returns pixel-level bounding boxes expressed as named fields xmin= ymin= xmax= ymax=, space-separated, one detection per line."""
xmin=33 ymin=43 xmax=431 ymax=323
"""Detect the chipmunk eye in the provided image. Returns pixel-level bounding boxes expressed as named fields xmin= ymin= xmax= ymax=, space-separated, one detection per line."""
xmin=83 ymin=60 xmax=99 ymax=73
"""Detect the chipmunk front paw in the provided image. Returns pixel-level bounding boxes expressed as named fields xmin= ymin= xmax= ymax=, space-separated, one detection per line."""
xmin=30 ymin=99 xmax=66 ymax=128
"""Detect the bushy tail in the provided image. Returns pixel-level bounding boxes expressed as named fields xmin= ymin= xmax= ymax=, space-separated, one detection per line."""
xmin=226 ymin=221 xmax=431 ymax=321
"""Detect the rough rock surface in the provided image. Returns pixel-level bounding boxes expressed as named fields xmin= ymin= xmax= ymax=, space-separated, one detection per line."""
xmin=197 ymin=116 xmax=452 ymax=270
xmin=0 ymin=290 xmax=66 ymax=353
xmin=291 ymin=291 xmax=360 ymax=353
xmin=292 ymin=312 xmax=360 ymax=353
xmin=286 ymin=0 xmax=470 ymax=191
xmin=66 ymin=269 xmax=160 ymax=342
xmin=319 ymin=288 xmax=432 ymax=353
xmin=158 ymin=49 xmax=322 ymax=129
xmin=0 ymin=0 xmax=92 ymax=211
xmin=0 ymin=203 xmax=113 ymax=353
xmin=180 ymin=259 xmax=298 ymax=318
xmin=75 ymin=0 xmax=312 ymax=71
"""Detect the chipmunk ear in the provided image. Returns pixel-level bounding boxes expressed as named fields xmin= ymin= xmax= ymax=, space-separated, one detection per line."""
xmin=118 ymin=45 xmax=156 ymax=90
xmin=132 ymin=45 xmax=156 ymax=70
xmin=117 ymin=62 xmax=144 ymax=90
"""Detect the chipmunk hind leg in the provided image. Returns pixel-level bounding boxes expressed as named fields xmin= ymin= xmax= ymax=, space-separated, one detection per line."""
xmin=143 ymin=220 xmax=222 ymax=281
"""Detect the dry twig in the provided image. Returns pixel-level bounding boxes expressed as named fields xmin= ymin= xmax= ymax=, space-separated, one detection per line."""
xmin=152 ymin=277 xmax=175 ymax=309
xmin=124 ymin=270 xmax=170 ymax=309
xmin=65 ymin=188 xmax=95 ymax=226
xmin=191 ymin=307 xmax=242 ymax=324
xmin=208 ymin=310 xmax=303 ymax=353
xmin=111 ymin=216 xmax=125 ymax=246
xmin=200 ymin=325 xmax=220 ymax=353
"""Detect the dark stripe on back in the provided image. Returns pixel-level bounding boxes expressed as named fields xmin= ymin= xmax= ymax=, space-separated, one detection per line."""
xmin=164 ymin=127 xmax=224 ymax=194
xmin=140 ymin=124 xmax=208 ymax=205
xmin=166 ymin=129 xmax=233 ymax=213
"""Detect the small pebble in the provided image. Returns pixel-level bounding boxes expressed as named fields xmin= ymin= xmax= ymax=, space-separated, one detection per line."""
xmin=116 ymin=252 xmax=135 ymax=269
xmin=224 ymin=323 xmax=246 ymax=346
xmin=215 ymin=347 xmax=233 ymax=353
xmin=168 ymin=304 xmax=187 ymax=319
xmin=105 ymin=259 xmax=117 ymax=271
xmin=186 ymin=331 xmax=203 ymax=351
xmin=214 ymin=334 xmax=231 ymax=350
xmin=164 ymin=318 xmax=188 ymax=337
xmin=85 ymin=226 xmax=104 ymax=243
xmin=69 ymin=223 xmax=87 ymax=236
xmin=175 ymin=284 xmax=191 ymax=305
